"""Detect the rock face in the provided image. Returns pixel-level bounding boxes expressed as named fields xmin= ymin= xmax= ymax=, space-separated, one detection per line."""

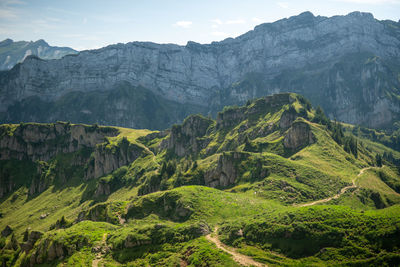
xmin=0 ymin=122 xmax=143 ymax=198
xmin=204 ymin=152 xmax=247 ymax=188
xmin=284 ymin=121 xmax=315 ymax=150
xmin=84 ymin=138 xmax=144 ymax=179
xmin=20 ymin=230 xmax=43 ymax=253
xmin=1 ymin=225 xmax=13 ymax=237
xmin=0 ymin=12 xmax=399 ymax=129
xmin=0 ymin=122 xmax=118 ymax=162
xmin=160 ymin=115 xmax=213 ymax=157
xmin=0 ymin=39 xmax=77 ymax=70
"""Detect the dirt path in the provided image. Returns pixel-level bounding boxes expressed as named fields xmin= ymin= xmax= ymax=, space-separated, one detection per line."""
xmin=297 ymin=167 xmax=374 ymax=207
xmin=92 ymin=233 xmax=108 ymax=267
xmin=206 ymin=227 xmax=265 ymax=267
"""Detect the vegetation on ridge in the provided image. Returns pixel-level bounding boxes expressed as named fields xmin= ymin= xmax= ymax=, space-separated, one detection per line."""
xmin=1 ymin=93 xmax=400 ymax=266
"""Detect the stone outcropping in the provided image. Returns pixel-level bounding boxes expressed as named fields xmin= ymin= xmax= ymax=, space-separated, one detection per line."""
xmin=0 ymin=122 xmax=118 ymax=162
xmin=0 ymin=12 xmax=399 ymax=129
xmin=20 ymin=230 xmax=43 ymax=253
xmin=160 ymin=115 xmax=213 ymax=156
xmin=204 ymin=152 xmax=247 ymax=188
xmin=1 ymin=225 xmax=13 ymax=237
xmin=0 ymin=122 xmax=144 ymax=198
xmin=284 ymin=121 xmax=315 ymax=150
xmin=84 ymin=139 xmax=145 ymax=179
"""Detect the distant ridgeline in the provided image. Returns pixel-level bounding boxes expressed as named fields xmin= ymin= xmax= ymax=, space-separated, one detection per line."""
xmin=0 ymin=38 xmax=77 ymax=70
xmin=1 ymin=93 xmax=400 ymax=266
xmin=1 ymin=12 xmax=400 ymax=130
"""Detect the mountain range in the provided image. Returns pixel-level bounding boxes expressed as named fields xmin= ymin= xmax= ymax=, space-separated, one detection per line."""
xmin=1 ymin=11 xmax=400 ymax=130
xmin=0 ymin=39 xmax=77 ymax=71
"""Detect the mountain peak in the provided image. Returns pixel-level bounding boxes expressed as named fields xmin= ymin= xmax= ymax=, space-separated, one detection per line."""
xmin=34 ymin=39 xmax=49 ymax=46
xmin=347 ymin=11 xmax=374 ymax=19
xmin=0 ymin=38 xmax=13 ymax=47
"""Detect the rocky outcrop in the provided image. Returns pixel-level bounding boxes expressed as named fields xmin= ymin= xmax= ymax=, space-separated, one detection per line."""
xmin=84 ymin=139 xmax=145 ymax=179
xmin=0 ymin=12 xmax=399 ymax=129
xmin=1 ymin=225 xmax=13 ymax=237
xmin=0 ymin=39 xmax=77 ymax=70
xmin=283 ymin=121 xmax=315 ymax=150
xmin=0 ymin=122 xmax=144 ymax=198
xmin=124 ymin=235 xmax=152 ymax=248
xmin=160 ymin=115 xmax=213 ymax=157
xmin=0 ymin=122 xmax=118 ymax=162
xmin=127 ymin=191 xmax=193 ymax=222
xmin=27 ymin=237 xmax=85 ymax=266
xmin=77 ymin=203 xmax=119 ymax=224
xmin=20 ymin=230 xmax=43 ymax=253
xmin=204 ymin=152 xmax=247 ymax=188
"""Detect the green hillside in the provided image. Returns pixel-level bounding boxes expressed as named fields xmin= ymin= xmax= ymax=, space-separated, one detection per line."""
xmin=1 ymin=93 xmax=400 ymax=266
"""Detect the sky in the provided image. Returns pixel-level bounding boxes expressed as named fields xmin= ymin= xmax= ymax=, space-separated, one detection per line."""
xmin=0 ymin=0 xmax=399 ymax=51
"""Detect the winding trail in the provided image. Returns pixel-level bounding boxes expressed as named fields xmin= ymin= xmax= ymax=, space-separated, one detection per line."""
xmin=92 ymin=233 xmax=108 ymax=267
xmin=205 ymin=167 xmax=379 ymax=266
xmin=206 ymin=227 xmax=266 ymax=267
xmin=297 ymin=166 xmax=374 ymax=207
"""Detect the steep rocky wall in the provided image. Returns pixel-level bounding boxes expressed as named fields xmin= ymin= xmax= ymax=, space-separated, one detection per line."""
xmin=283 ymin=121 xmax=315 ymax=150
xmin=0 ymin=122 xmax=118 ymax=162
xmin=204 ymin=152 xmax=248 ymax=188
xmin=85 ymin=139 xmax=145 ymax=179
xmin=160 ymin=115 xmax=213 ymax=157
xmin=0 ymin=123 xmax=144 ymax=198
xmin=0 ymin=12 xmax=399 ymax=128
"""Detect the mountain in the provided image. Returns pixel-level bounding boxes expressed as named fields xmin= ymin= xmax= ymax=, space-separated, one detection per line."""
xmin=1 ymin=12 xmax=400 ymax=130
xmin=1 ymin=93 xmax=400 ymax=266
xmin=0 ymin=39 xmax=77 ymax=71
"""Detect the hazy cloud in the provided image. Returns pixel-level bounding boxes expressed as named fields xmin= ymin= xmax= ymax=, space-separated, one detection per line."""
xmin=226 ymin=19 xmax=246 ymax=24
xmin=211 ymin=31 xmax=229 ymax=37
xmin=0 ymin=8 xmax=17 ymax=18
xmin=252 ymin=17 xmax=264 ymax=23
xmin=277 ymin=2 xmax=289 ymax=8
xmin=173 ymin=21 xmax=192 ymax=28
xmin=211 ymin=19 xmax=223 ymax=25
xmin=334 ymin=0 xmax=400 ymax=3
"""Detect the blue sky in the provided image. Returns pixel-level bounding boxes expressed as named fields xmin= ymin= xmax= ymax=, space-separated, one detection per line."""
xmin=0 ymin=0 xmax=399 ymax=51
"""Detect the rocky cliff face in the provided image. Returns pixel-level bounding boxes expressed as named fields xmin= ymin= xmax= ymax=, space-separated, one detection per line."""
xmin=283 ymin=120 xmax=315 ymax=150
xmin=85 ymin=139 xmax=145 ymax=179
xmin=1 ymin=12 xmax=399 ymax=129
xmin=0 ymin=39 xmax=77 ymax=70
xmin=0 ymin=122 xmax=118 ymax=162
xmin=160 ymin=115 xmax=213 ymax=157
xmin=0 ymin=123 xmax=144 ymax=198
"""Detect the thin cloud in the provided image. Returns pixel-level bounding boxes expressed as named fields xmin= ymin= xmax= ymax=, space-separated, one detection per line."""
xmin=0 ymin=8 xmax=17 ymax=18
xmin=211 ymin=31 xmax=229 ymax=37
xmin=226 ymin=19 xmax=246 ymax=24
xmin=211 ymin=19 xmax=223 ymax=25
xmin=211 ymin=18 xmax=246 ymax=28
xmin=1 ymin=0 xmax=25 ymax=6
xmin=334 ymin=0 xmax=400 ymax=3
xmin=173 ymin=21 xmax=192 ymax=28
xmin=252 ymin=17 xmax=264 ymax=23
xmin=277 ymin=2 xmax=289 ymax=8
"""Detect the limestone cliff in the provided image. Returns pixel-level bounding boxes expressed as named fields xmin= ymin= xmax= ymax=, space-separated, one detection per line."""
xmin=0 ymin=12 xmax=399 ymax=129
xmin=283 ymin=120 xmax=315 ymax=150
xmin=0 ymin=122 xmax=118 ymax=162
xmin=0 ymin=123 xmax=144 ymax=198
